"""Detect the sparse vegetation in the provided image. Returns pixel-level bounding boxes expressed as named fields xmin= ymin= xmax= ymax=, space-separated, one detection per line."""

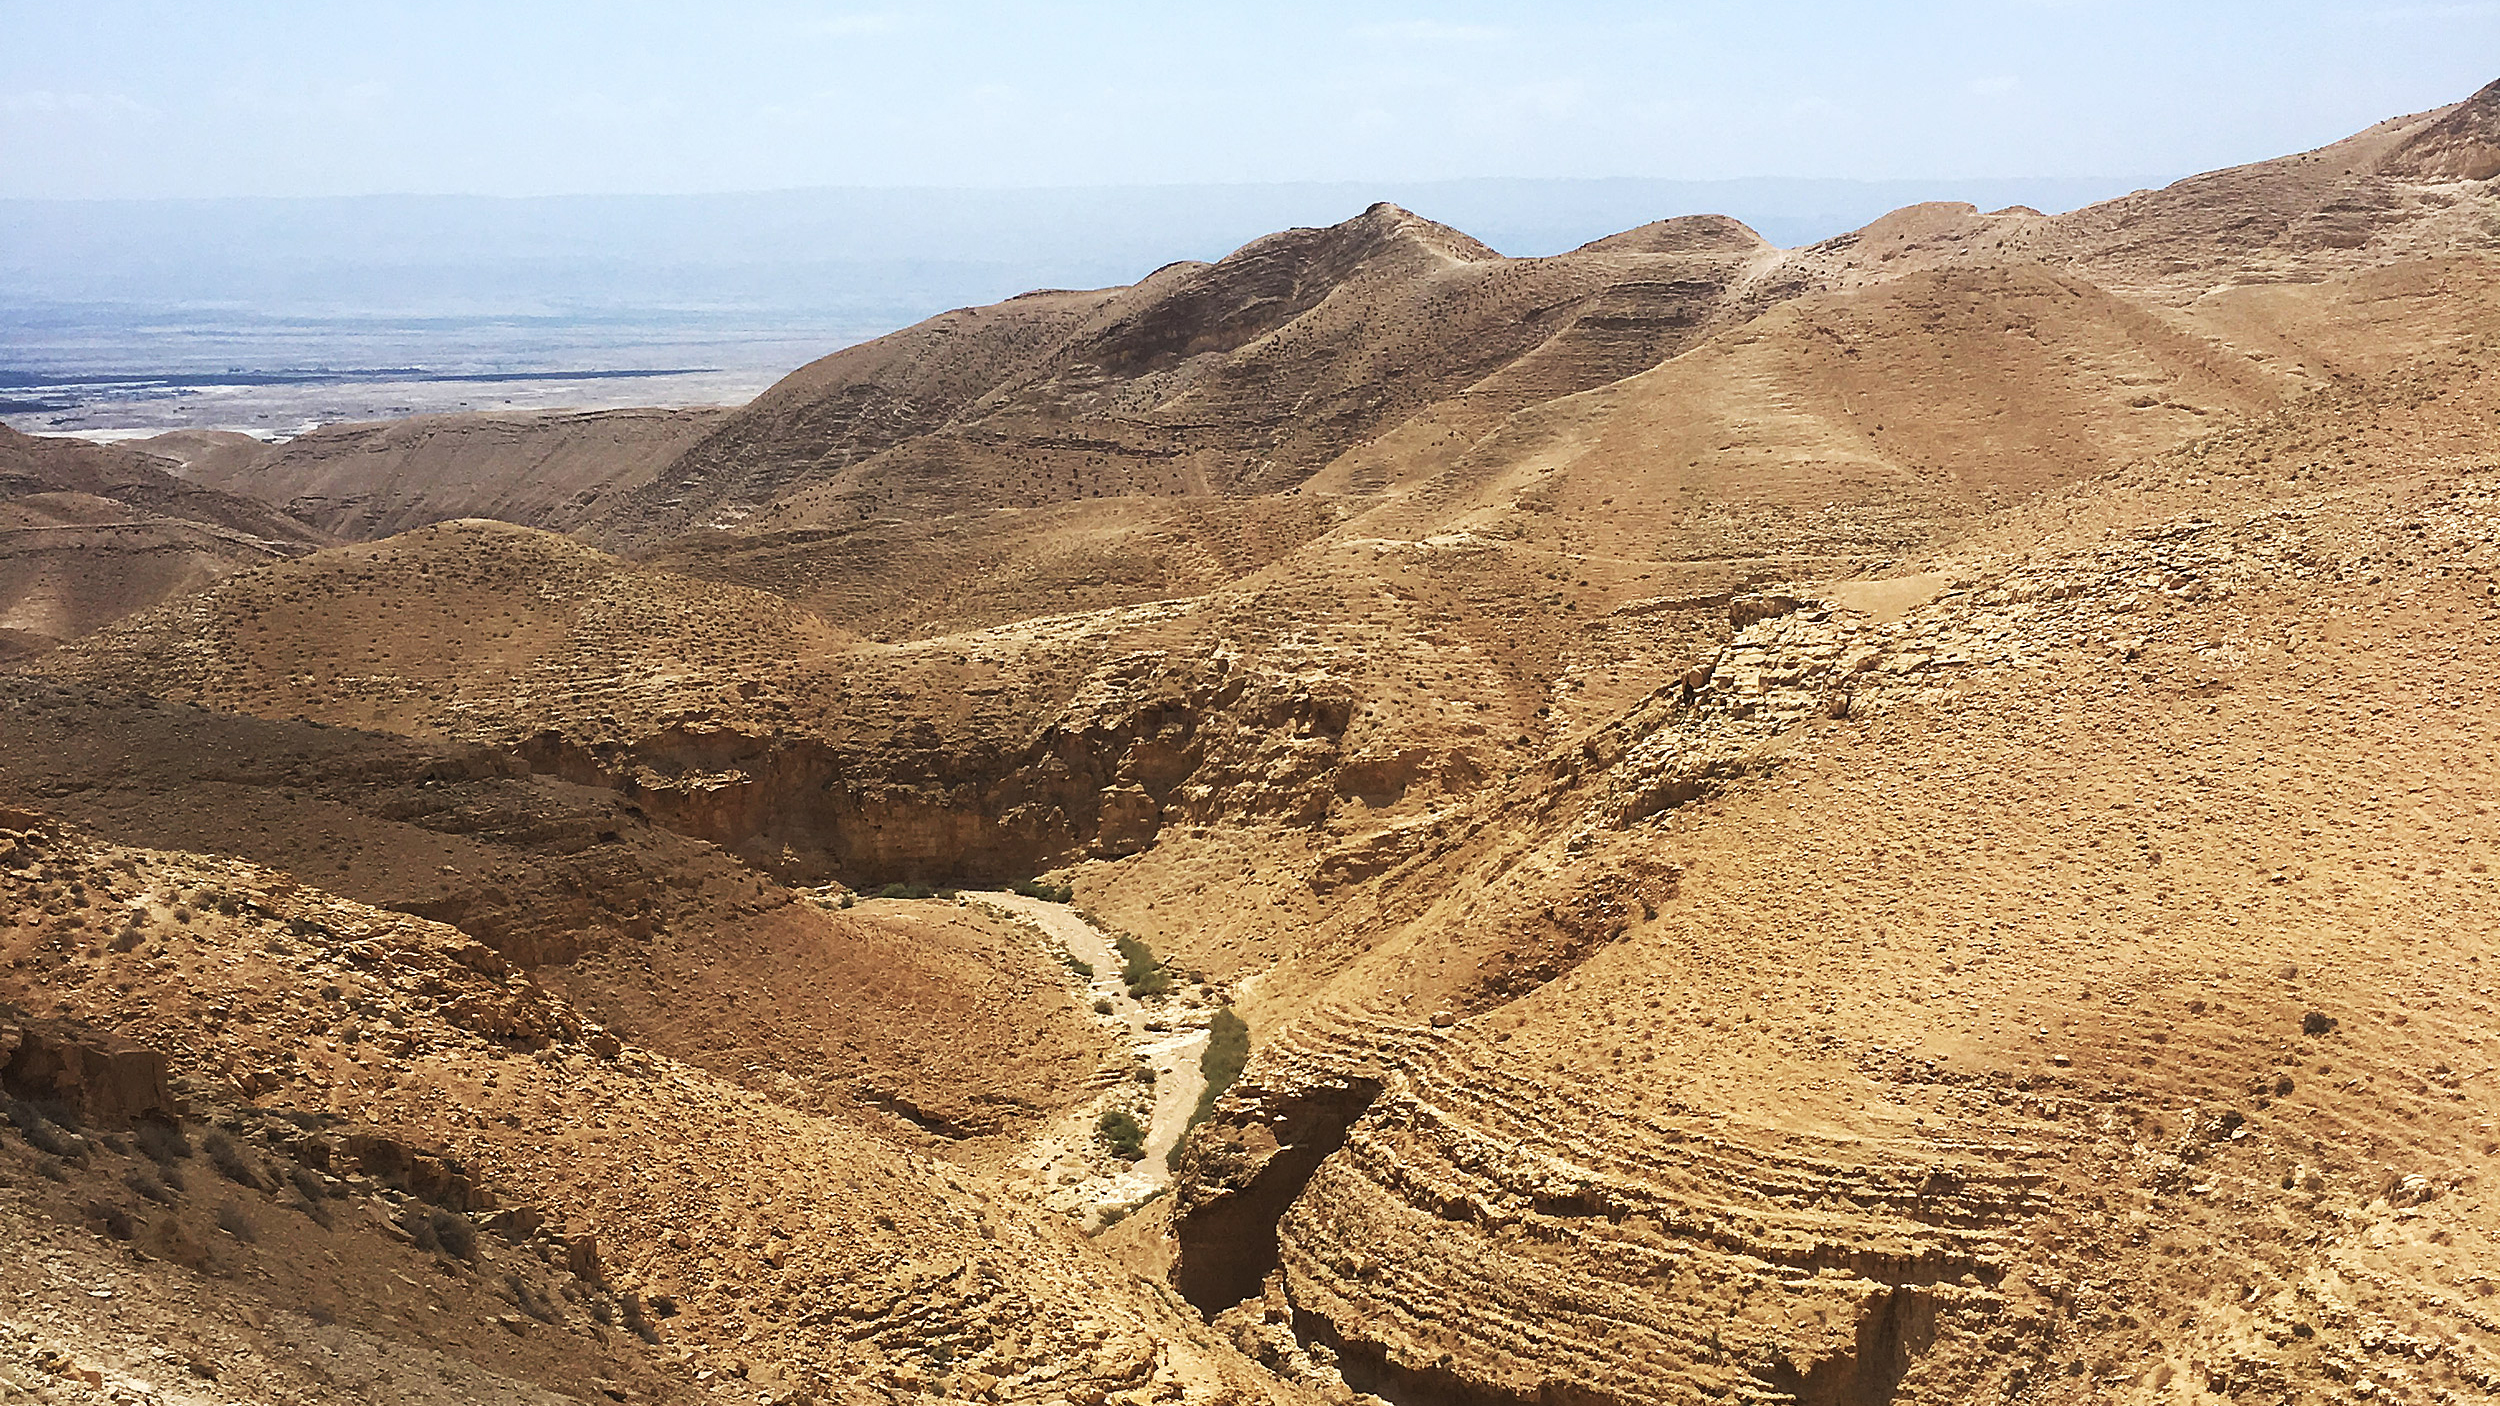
xmin=619 ymin=1292 xmax=661 ymax=1343
xmin=507 ymin=1270 xmax=561 ymax=1322
xmin=203 ymin=1130 xmax=267 ymax=1189
xmin=1114 ymin=932 xmax=1171 ymax=998
xmin=288 ymin=1164 xmax=332 ymax=1203
xmin=404 ymin=1204 xmax=478 ymax=1261
xmin=1014 ymin=877 xmax=1075 ymax=903
xmin=5 ymin=1100 xmax=83 ymax=1160
xmin=1097 ymin=1108 xmax=1147 ymax=1160
xmin=215 ymin=1202 xmax=258 ymax=1242
xmin=1188 ymin=1006 xmax=1251 ymax=1134
xmin=134 ymin=1117 xmax=191 ymax=1166
xmin=124 ymin=1167 xmax=177 ymax=1203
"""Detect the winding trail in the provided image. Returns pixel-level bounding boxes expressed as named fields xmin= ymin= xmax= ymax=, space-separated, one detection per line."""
xmin=981 ymin=892 xmax=1215 ymax=1228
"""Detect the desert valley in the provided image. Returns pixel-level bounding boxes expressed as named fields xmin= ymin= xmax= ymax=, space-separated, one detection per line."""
xmin=2 ymin=74 xmax=2500 ymax=1406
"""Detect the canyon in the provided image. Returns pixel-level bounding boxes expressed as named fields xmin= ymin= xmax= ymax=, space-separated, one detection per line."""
xmin=3 ymin=77 xmax=2500 ymax=1406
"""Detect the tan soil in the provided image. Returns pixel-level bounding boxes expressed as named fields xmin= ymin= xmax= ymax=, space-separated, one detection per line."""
xmin=3 ymin=76 xmax=2499 ymax=1406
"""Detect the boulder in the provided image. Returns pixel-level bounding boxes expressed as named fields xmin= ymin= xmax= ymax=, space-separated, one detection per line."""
xmin=0 ymin=1015 xmax=176 ymax=1123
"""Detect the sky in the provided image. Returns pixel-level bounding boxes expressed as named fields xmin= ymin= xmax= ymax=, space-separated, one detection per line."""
xmin=1 ymin=1 xmax=2492 ymax=199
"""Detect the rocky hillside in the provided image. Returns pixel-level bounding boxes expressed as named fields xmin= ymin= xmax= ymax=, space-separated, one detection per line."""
xmin=1 ymin=811 xmax=1287 ymax=1406
xmin=591 ymin=204 xmax=1780 ymax=545
xmin=5 ymin=77 xmax=2500 ymax=1406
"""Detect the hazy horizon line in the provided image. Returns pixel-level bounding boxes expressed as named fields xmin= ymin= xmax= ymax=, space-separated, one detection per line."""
xmin=0 ymin=173 xmax=2177 ymax=208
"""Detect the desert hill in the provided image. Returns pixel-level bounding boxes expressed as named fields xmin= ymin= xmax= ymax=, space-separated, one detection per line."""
xmin=137 ymin=82 xmax=2500 ymax=590
xmin=1132 ymin=313 xmax=2500 ymax=1406
xmin=162 ymin=407 xmax=727 ymax=542
xmin=124 ymin=429 xmax=270 ymax=483
xmin=593 ymin=86 xmax=2496 ymax=557
xmin=2381 ymin=78 xmax=2500 ymax=181
xmin=7 ymin=77 xmax=2500 ymax=1406
xmin=0 ymin=425 xmax=326 ymax=661
xmin=594 ymin=203 xmax=1782 ymax=544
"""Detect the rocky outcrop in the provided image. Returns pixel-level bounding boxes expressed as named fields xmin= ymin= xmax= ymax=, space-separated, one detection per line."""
xmin=514 ymin=645 xmax=1361 ymax=885
xmin=2378 ymin=78 xmax=2500 ymax=182
xmin=0 ymin=1011 xmax=176 ymax=1123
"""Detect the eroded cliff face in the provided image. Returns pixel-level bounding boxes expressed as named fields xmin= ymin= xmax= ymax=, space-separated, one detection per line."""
xmin=1165 ymin=440 xmax=2500 ymax=1406
xmin=512 ymin=645 xmax=1360 ymax=885
xmin=1196 ymin=1027 xmax=2044 ymax=1406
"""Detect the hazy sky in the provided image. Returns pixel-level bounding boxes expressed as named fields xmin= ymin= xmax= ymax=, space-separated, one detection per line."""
xmin=3 ymin=1 xmax=2492 ymax=198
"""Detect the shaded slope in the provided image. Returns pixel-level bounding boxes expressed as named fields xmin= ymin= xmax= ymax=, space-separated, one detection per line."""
xmin=179 ymin=407 xmax=729 ymax=540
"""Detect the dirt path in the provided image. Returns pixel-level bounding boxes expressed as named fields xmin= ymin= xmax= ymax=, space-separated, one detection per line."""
xmin=980 ymin=892 xmax=1214 ymax=1229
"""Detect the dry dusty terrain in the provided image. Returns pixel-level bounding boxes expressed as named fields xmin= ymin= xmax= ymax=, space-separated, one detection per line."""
xmin=151 ymin=410 xmax=729 ymax=543
xmin=0 ymin=427 xmax=328 ymax=663
xmin=3 ymin=76 xmax=2499 ymax=1406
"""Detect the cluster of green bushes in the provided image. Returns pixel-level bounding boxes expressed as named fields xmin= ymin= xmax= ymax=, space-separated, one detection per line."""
xmin=1113 ymin=932 xmax=1171 ymax=998
xmin=1187 ymin=1007 xmax=1250 ymax=1134
xmin=870 ymin=881 xmax=959 ymax=901
xmin=1013 ymin=877 xmax=1075 ymax=903
xmin=1097 ymin=1108 xmax=1146 ymax=1160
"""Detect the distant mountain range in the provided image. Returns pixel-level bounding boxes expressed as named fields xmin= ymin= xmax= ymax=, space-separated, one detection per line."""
xmin=0 ymin=178 xmax=2154 ymax=376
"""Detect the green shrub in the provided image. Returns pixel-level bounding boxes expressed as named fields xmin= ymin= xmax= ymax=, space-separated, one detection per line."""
xmin=1097 ymin=1109 xmax=1146 ymax=1161
xmin=1060 ymin=951 xmax=1095 ymax=980
xmin=1014 ymin=878 xmax=1075 ymax=903
xmin=1187 ymin=1007 xmax=1251 ymax=1134
xmin=873 ymin=882 xmax=936 ymax=900
xmin=405 ymin=1205 xmax=478 ymax=1261
xmin=1114 ymin=933 xmax=1171 ymax=999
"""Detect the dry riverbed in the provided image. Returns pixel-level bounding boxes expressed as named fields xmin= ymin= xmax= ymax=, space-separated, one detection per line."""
xmin=976 ymin=892 xmax=1221 ymax=1230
